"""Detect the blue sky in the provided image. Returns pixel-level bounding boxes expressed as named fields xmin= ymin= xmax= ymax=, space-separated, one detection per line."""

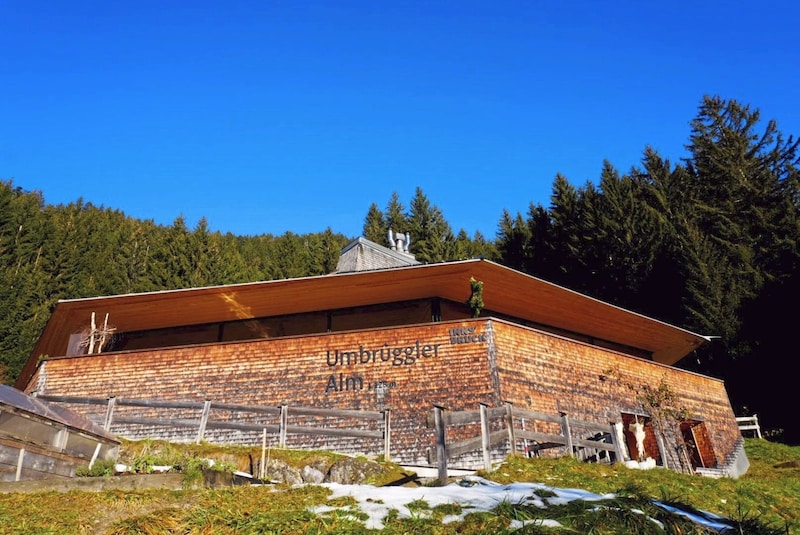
xmin=2 ymin=1 xmax=798 ymax=239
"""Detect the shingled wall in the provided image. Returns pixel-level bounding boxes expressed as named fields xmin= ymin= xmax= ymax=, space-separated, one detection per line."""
xmin=27 ymin=318 xmax=742 ymax=468
xmin=489 ymin=320 xmax=741 ymax=470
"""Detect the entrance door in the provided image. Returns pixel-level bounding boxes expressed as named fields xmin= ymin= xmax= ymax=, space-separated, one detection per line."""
xmin=680 ymin=423 xmax=704 ymax=468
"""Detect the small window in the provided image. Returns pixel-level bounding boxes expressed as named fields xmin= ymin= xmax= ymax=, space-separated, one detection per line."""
xmin=66 ymin=333 xmax=88 ymax=356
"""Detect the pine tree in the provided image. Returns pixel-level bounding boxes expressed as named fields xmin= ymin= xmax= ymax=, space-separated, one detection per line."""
xmin=151 ymin=216 xmax=194 ymax=289
xmin=306 ymin=228 xmax=349 ymax=275
xmin=407 ymin=187 xmax=455 ymax=263
xmin=592 ymin=161 xmax=666 ymax=309
xmin=362 ymin=203 xmax=386 ymax=244
xmin=628 ymin=148 xmax=694 ymax=326
xmin=524 ymin=203 xmax=557 ymax=280
xmin=0 ymin=182 xmax=52 ymax=383
xmin=496 ymin=209 xmax=533 ymax=273
xmin=269 ymin=231 xmax=315 ymax=279
xmin=548 ymin=174 xmax=603 ymax=293
xmin=117 ymin=219 xmax=160 ymax=294
xmin=469 ymin=230 xmax=498 ymax=261
xmin=384 ymin=192 xmax=408 ymax=234
xmin=683 ymin=96 xmax=800 ymax=354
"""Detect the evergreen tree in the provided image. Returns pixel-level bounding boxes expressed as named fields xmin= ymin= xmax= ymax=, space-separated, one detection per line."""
xmin=469 ymin=229 xmax=498 ymax=261
xmin=117 ymin=218 xmax=160 ymax=294
xmin=496 ymin=209 xmax=533 ymax=273
xmin=452 ymin=229 xmax=499 ymax=261
xmin=185 ymin=219 xmax=252 ymax=286
xmin=235 ymin=233 xmax=278 ymax=282
xmin=269 ymin=231 xmax=315 ymax=280
xmin=524 ymin=203 xmax=557 ymax=280
xmin=41 ymin=199 xmax=104 ymax=299
xmin=683 ymin=96 xmax=800 ymax=357
xmin=547 ymin=174 xmax=604 ymax=293
xmin=592 ymin=161 xmax=666 ymax=310
xmin=306 ymin=228 xmax=349 ymax=275
xmin=0 ymin=182 xmax=50 ymax=383
xmin=151 ymin=216 xmax=195 ymax=289
xmin=362 ymin=203 xmax=386 ymax=244
xmin=384 ymin=192 xmax=408 ymax=234
xmin=407 ymin=187 xmax=455 ymax=263
xmin=627 ymin=149 xmax=695 ymax=326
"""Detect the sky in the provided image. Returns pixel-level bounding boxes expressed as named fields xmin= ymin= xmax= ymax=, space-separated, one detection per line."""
xmin=2 ymin=1 xmax=799 ymax=239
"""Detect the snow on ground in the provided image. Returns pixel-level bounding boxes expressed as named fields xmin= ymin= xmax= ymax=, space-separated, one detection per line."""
xmin=310 ymin=476 xmax=734 ymax=532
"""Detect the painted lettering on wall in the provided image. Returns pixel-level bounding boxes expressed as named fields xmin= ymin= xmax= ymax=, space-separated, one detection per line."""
xmin=326 ymin=341 xmax=441 ymax=367
xmin=322 ymin=339 xmax=440 ymax=394
xmin=322 ymin=327 xmax=485 ymax=395
xmin=325 ymin=374 xmax=398 ymax=393
xmin=449 ymin=326 xmax=486 ymax=345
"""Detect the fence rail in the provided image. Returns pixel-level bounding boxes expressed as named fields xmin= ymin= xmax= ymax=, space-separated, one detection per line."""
xmin=736 ymin=414 xmax=762 ymax=439
xmin=430 ymin=402 xmax=625 ymax=484
xmin=36 ymin=395 xmax=392 ymax=461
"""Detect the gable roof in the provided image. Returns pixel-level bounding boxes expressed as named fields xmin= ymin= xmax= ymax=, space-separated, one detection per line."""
xmin=336 ymin=237 xmax=420 ymax=272
xmin=16 ymin=258 xmax=710 ymax=389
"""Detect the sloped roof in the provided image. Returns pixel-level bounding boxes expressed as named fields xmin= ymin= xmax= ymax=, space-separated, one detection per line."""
xmin=336 ymin=237 xmax=420 ymax=272
xmin=0 ymin=385 xmax=118 ymax=443
xmin=16 ymin=259 xmax=710 ymax=389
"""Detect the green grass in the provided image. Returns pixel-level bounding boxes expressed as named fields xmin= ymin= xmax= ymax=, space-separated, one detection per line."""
xmin=0 ymin=438 xmax=795 ymax=534
xmin=113 ymin=437 xmax=412 ymax=486
xmin=484 ymin=438 xmax=799 ymax=533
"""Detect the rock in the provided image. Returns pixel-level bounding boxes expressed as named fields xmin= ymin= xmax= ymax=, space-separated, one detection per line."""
xmin=263 ymin=459 xmax=303 ymax=485
xmin=201 ymin=469 xmax=235 ymax=488
xmin=302 ymin=465 xmax=325 ymax=484
xmin=325 ymin=457 xmax=386 ymax=485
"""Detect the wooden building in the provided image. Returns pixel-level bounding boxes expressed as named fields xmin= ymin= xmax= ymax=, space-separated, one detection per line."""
xmin=15 ymin=236 xmax=749 ymax=477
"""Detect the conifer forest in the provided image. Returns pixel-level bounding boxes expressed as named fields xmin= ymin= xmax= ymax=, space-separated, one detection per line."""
xmin=2 ymin=96 xmax=798 ymax=444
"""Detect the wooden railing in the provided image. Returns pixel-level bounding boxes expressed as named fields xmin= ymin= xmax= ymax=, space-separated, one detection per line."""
xmin=736 ymin=414 xmax=762 ymax=439
xmin=429 ymin=402 xmax=625 ymax=484
xmin=36 ymin=395 xmax=392 ymax=462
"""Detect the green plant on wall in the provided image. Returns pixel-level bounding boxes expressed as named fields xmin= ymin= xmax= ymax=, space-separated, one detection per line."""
xmin=467 ymin=277 xmax=484 ymax=318
xmin=634 ymin=375 xmax=693 ymax=473
xmin=603 ymin=367 xmax=693 ymax=474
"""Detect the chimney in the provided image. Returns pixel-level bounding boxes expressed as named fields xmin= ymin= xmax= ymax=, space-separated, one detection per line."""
xmin=388 ymin=228 xmax=413 ymax=257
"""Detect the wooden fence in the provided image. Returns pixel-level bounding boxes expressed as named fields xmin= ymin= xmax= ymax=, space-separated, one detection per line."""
xmin=736 ymin=414 xmax=762 ymax=439
xmin=430 ymin=402 xmax=626 ymax=484
xmin=36 ymin=395 xmax=392 ymax=462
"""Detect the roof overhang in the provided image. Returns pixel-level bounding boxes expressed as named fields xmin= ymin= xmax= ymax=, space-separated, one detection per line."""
xmin=16 ymin=259 xmax=710 ymax=388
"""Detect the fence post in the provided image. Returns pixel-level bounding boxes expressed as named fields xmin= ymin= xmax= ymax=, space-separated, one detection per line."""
xmin=103 ymin=396 xmax=117 ymax=431
xmin=505 ymin=402 xmax=516 ymax=456
xmin=480 ymin=404 xmax=491 ymax=472
xmin=383 ymin=409 xmax=391 ymax=463
xmin=560 ymin=412 xmax=574 ymax=457
xmin=89 ymin=443 xmax=102 ymax=469
xmin=610 ymin=423 xmax=624 ymax=463
xmin=279 ymin=404 xmax=288 ymax=448
xmin=434 ymin=406 xmax=448 ymax=485
xmin=15 ymin=448 xmax=25 ymax=482
xmin=260 ymin=428 xmax=267 ymax=480
xmin=196 ymin=400 xmax=212 ymax=444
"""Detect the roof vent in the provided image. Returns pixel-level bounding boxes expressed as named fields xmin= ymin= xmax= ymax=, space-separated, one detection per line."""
xmin=388 ymin=228 xmax=413 ymax=256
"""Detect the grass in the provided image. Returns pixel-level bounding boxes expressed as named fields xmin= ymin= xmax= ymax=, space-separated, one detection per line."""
xmin=112 ymin=438 xmax=411 ymax=487
xmin=0 ymin=438 xmax=796 ymax=534
xmin=484 ymin=439 xmax=799 ymax=533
